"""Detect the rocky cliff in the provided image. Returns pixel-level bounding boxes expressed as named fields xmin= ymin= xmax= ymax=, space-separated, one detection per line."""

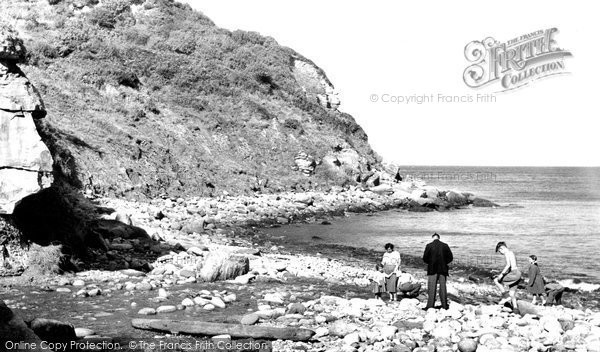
xmin=1 ymin=0 xmax=383 ymax=200
xmin=0 ymin=23 xmax=53 ymax=214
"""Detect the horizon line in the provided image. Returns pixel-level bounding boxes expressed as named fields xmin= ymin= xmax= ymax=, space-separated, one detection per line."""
xmin=387 ymin=164 xmax=600 ymax=168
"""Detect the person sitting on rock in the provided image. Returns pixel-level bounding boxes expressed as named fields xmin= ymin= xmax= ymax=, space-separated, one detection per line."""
xmin=494 ymin=242 xmax=522 ymax=313
xmin=544 ymin=280 xmax=565 ymax=306
xmin=396 ymin=271 xmax=422 ymax=298
xmin=370 ymin=263 xmax=386 ymax=300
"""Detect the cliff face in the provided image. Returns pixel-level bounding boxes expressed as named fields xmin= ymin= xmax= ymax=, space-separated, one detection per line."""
xmin=2 ymin=0 xmax=382 ymax=199
xmin=0 ymin=23 xmax=53 ymax=214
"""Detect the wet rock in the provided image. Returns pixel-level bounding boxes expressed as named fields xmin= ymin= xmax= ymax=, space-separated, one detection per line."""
xmin=0 ymin=300 xmax=43 ymax=349
xmin=471 ymin=198 xmax=498 ymax=207
xmin=29 ymin=318 xmax=76 ymax=343
xmin=446 ymin=191 xmax=468 ymax=206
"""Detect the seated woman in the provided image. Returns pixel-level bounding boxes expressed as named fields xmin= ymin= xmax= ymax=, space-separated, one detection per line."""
xmin=396 ymin=271 xmax=421 ymax=298
xmin=544 ymin=280 xmax=565 ymax=306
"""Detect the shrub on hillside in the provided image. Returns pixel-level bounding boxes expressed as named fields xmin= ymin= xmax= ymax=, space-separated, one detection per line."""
xmin=26 ymin=41 xmax=59 ymax=66
xmin=232 ymin=30 xmax=267 ymax=46
xmin=56 ymin=18 xmax=95 ymax=56
xmin=87 ymin=0 xmax=132 ymax=29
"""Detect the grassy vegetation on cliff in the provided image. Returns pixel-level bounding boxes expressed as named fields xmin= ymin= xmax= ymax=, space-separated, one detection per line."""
xmin=3 ymin=0 xmax=381 ymax=199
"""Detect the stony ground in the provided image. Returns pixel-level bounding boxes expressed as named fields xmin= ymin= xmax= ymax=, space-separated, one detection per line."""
xmin=1 ymin=185 xmax=599 ymax=352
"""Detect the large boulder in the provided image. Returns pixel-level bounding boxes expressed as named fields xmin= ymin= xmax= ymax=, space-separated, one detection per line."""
xmin=0 ymin=301 xmax=44 ymax=351
xmin=197 ymin=251 xmax=250 ymax=282
xmin=0 ymin=23 xmax=53 ymax=214
xmin=445 ymin=191 xmax=468 ymax=206
xmin=28 ymin=318 xmax=77 ymax=344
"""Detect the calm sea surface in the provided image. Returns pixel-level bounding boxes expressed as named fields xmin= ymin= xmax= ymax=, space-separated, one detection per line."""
xmin=266 ymin=167 xmax=600 ymax=284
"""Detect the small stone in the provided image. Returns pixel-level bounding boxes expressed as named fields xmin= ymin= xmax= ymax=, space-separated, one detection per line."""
xmin=181 ymin=298 xmax=194 ymax=307
xmin=158 ymin=288 xmax=168 ymax=298
xmin=56 ymin=288 xmax=71 ymax=293
xmin=211 ymin=297 xmax=226 ymax=309
xmin=240 ymin=313 xmax=259 ymax=325
xmin=212 ymin=334 xmax=231 ymax=342
xmin=72 ymin=279 xmax=85 ymax=287
xmin=194 ymin=297 xmax=210 ymax=306
xmin=458 ymin=338 xmax=478 ymax=352
xmin=314 ymin=327 xmax=329 ymax=337
xmin=156 ymin=305 xmax=177 ymax=314
xmin=75 ymin=328 xmax=95 ymax=338
xmin=344 ymin=332 xmax=360 ymax=345
xmin=264 ymin=293 xmax=284 ymax=305
xmin=135 ymin=282 xmax=152 ymax=291
xmin=381 ymin=326 xmax=398 ymax=340
xmin=203 ymin=304 xmax=215 ymax=311
xmin=120 ymin=269 xmax=146 ymax=277
xmin=223 ymin=293 xmax=237 ymax=303
xmin=179 ymin=269 xmax=195 ymax=278
xmin=287 ymin=303 xmax=306 ymax=315
xmin=137 ymin=308 xmax=156 ymax=315
xmin=88 ymin=288 xmax=101 ymax=296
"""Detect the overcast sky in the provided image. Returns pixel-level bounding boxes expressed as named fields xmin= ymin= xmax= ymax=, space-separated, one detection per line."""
xmin=182 ymin=0 xmax=598 ymax=167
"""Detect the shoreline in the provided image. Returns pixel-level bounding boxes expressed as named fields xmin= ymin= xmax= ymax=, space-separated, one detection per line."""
xmin=2 ymin=186 xmax=600 ymax=351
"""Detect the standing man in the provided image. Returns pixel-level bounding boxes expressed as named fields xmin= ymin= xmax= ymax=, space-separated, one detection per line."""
xmin=423 ymin=233 xmax=453 ymax=309
xmin=493 ymin=241 xmax=522 ymax=313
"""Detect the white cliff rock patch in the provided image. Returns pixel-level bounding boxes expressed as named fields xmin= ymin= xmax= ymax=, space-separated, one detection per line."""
xmin=0 ymin=23 xmax=53 ymax=214
xmin=292 ymin=58 xmax=340 ymax=110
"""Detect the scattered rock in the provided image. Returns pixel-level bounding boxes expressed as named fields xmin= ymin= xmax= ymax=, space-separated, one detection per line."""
xmin=156 ymin=306 xmax=177 ymax=314
xmin=137 ymin=308 xmax=156 ymax=315
xmin=240 ymin=313 xmax=259 ymax=325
